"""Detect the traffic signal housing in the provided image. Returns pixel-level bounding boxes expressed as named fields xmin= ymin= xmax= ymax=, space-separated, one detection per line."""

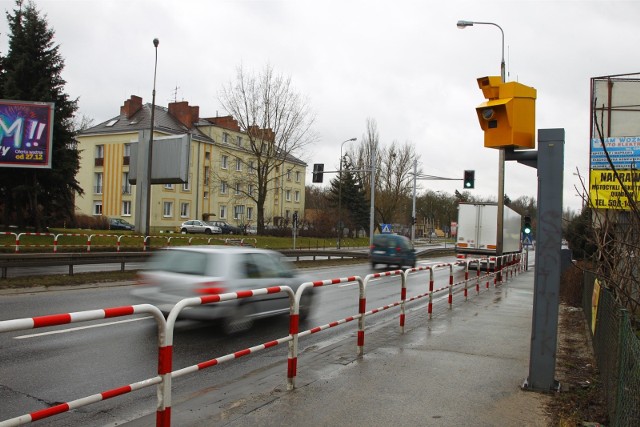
xmin=463 ymin=170 xmax=475 ymax=189
xmin=312 ymin=163 xmax=324 ymax=183
xmin=475 ymin=76 xmax=536 ymax=149
xmin=523 ymin=215 xmax=532 ymax=236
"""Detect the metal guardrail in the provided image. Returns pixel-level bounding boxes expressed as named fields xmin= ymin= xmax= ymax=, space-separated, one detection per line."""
xmin=0 ymin=252 xmax=153 ymax=278
xmin=0 ymin=247 xmax=455 ymax=279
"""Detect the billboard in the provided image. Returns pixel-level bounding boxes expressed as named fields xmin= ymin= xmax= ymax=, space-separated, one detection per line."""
xmin=0 ymin=99 xmax=54 ymax=169
xmin=589 ymin=74 xmax=640 ymax=210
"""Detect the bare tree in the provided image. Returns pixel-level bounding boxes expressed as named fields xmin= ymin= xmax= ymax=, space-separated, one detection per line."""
xmin=218 ymin=64 xmax=317 ymax=233
xmin=568 ymin=107 xmax=640 ymax=315
xmin=350 ymin=118 xmax=419 ymax=227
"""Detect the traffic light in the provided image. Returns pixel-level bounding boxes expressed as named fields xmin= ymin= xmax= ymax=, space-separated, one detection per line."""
xmin=523 ymin=215 xmax=532 ymax=236
xmin=475 ymin=76 xmax=537 ymax=149
xmin=463 ymin=170 xmax=475 ymax=189
xmin=312 ymin=163 xmax=324 ymax=183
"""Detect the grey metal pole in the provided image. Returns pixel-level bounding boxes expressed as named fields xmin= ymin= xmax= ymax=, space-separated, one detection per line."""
xmin=145 ymin=38 xmax=159 ymax=237
xmin=411 ymin=159 xmax=417 ymax=241
xmin=525 ymin=128 xmax=564 ymax=392
xmin=369 ymin=149 xmax=376 ymax=248
xmin=338 ymin=138 xmax=356 ymax=249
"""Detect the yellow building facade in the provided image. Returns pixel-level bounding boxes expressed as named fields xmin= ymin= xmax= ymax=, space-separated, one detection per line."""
xmin=76 ymin=95 xmax=306 ymax=233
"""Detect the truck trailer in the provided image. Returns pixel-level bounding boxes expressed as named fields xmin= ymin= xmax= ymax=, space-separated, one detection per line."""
xmin=455 ymin=202 xmax=522 ymax=259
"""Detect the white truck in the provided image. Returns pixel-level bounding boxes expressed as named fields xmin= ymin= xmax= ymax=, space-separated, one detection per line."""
xmin=455 ymin=202 xmax=522 ymax=259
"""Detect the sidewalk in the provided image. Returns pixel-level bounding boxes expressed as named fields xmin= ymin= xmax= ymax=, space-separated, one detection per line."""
xmin=132 ymin=269 xmax=550 ymax=426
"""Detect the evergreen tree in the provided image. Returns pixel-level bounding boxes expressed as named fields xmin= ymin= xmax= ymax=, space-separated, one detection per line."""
xmin=0 ymin=0 xmax=82 ymax=230
xmin=329 ymin=160 xmax=370 ymax=237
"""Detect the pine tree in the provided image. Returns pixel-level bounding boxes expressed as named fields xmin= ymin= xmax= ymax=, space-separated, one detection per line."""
xmin=0 ymin=0 xmax=82 ymax=230
xmin=329 ymin=160 xmax=370 ymax=237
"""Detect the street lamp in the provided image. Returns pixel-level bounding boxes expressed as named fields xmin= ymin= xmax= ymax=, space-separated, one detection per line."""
xmin=456 ymin=20 xmax=505 ymax=82
xmin=457 ymin=19 xmax=506 ymax=258
xmin=145 ymin=37 xmax=159 ymax=236
xmin=338 ymin=137 xmax=357 ymax=249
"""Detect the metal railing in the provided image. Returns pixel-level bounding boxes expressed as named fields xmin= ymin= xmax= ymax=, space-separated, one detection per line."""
xmin=582 ymin=272 xmax=640 ymax=426
xmin=0 ymin=255 xmax=522 ymax=426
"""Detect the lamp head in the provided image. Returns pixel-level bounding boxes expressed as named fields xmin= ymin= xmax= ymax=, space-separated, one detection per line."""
xmin=457 ymin=20 xmax=473 ymax=29
xmin=153 ymin=38 xmax=159 ymax=48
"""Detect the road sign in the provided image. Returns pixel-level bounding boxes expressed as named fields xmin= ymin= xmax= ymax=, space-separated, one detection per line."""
xmin=381 ymin=224 xmax=392 ymax=234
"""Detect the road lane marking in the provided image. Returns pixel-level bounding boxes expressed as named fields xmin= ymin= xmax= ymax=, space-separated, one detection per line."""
xmin=13 ymin=316 xmax=154 ymax=339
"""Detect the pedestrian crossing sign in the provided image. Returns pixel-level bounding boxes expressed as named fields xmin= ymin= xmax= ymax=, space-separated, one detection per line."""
xmin=381 ymin=224 xmax=392 ymax=234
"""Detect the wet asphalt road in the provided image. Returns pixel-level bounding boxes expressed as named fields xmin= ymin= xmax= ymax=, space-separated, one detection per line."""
xmin=0 ymin=256 xmax=466 ymax=426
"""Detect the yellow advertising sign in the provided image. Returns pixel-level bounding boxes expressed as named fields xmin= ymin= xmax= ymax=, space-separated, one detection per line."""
xmin=589 ymin=169 xmax=640 ymax=210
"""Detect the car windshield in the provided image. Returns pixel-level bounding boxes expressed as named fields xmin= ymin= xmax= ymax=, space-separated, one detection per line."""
xmin=149 ymin=250 xmax=220 ymax=276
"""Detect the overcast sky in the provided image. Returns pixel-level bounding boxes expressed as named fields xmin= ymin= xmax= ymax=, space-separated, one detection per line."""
xmin=2 ymin=0 xmax=639 ymax=212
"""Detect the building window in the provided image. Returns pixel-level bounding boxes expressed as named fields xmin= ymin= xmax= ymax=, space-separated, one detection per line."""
xmin=236 ymin=136 xmax=242 ymax=147
xmin=122 ymin=172 xmax=131 ymax=194
xmin=95 ymin=145 xmax=104 ymax=167
xmin=123 ymin=143 xmax=131 ymax=166
xmin=235 ymin=183 xmax=242 ymax=195
xmin=205 ymin=151 xmax=210 ymax=160
xmin=182 ymin=181 xmax=190 ymax=191
xmin=164 ymin=183 xmax=174 ymax=190
xmin=247 ymin=207 xmax=253 ymax=220
xmin=285 ymin=210 xmax=290 ymax=219
xmin=122 ymin=200 xmax=131 ymax=216
xmin=204 ymin=191 xmax=209 ymax=199
xmin=180 ymin=202 xmax=189 ymax=218
xmin=294 ymin=190 xmax=300 ymax=202
xmin=296 ymin=171 xmax=301 ymax=182
xmin=235 ymin=158 xmax=242 ymax=171
xmin=286 ymin=189 xmax=291 ymax=201
xmin=163 ymin=201 xmax=173 ymax=218
xmin=93 ymin=201 xmax=103 ymax=215
xmin=286 ymin=170 xmax=292 ymax=181
xmin=204 ymin=166 xmax=210 ymax=185
xmin=94 ymin=172 xmax=103 ymax=194
xmin=223 ymin=133 xmax=230 ymax=143
xmin=221 ymin=155 xmax=228 ymax=169
xmin=220 ymin=205 xmax=227 ymax=219
xmin=249 ymin=161 xmax=256 ymax=174
xmin=248 ymin=184 xmax=254 ymax=197
xmin=221 ymin=181 xmax=228 ymax=194
xmin=234 ymin=205 xmax=244 ymax=220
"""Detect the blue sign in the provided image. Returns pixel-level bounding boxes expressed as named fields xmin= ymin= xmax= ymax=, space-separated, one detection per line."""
xmin=591 ymin=136 xmax=640 ymax=169
xmin=381 ymin=224 xmax=392 ymax=234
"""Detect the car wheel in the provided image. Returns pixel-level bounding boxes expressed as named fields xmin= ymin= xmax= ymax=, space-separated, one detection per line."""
xmin=222 ymin=303 xmax=254 ymax=335
xmin=205 ymin=228 xmax=212 ymax=235
xmin=181 ymin=228 xmax=188 ymax=234
xmin=298 ymin=292 xmax=314 ymax=323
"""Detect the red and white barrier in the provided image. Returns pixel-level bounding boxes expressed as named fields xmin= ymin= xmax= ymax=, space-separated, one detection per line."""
xmin=0 ymin=304 xmax=166 ymax=427
xmin=0 ymin=252 xmax=525 ymax=427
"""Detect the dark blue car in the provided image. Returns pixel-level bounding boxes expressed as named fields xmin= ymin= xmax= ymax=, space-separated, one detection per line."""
xmin=369 ymin=234 xmax=416 ymax=269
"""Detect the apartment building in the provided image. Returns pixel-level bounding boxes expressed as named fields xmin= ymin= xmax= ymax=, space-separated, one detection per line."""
xmin=75 ymin=95 xmax=307 ymax=233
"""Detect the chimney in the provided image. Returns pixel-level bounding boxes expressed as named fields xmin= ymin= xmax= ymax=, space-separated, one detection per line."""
xmin=120 ymin=95 xmax=143 ymax=119
xmin=168 ymin=101 xmax=200 ymax=128
xmin=206 ymin=115 xmax=241 ymax=131
xmin=248 ymin=125 xmax=275 ymax=143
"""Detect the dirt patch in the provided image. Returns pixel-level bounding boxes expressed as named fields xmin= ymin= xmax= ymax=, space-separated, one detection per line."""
xmin=544 ymin=304 xmax=608 ymax=426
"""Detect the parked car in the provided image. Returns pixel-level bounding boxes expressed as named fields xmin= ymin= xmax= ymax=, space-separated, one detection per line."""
xmin=206 ymin=220 xmax=242 ymax=234
xmin=369 ymin=234 xmax=417 ymax=269
xmin=179 ymin=220 xmax=221 ymax=234
xmin=109 ymin=218 xmax=134 ymax=231
xmin=131 ymin=246 xmax=315 ymax=334
xmin=245 ymin=225 xmax=257 ymax=235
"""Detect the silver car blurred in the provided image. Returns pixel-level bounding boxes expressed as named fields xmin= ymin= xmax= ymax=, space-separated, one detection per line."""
xmin=131 ymin=246 xmax=314 ymax=334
